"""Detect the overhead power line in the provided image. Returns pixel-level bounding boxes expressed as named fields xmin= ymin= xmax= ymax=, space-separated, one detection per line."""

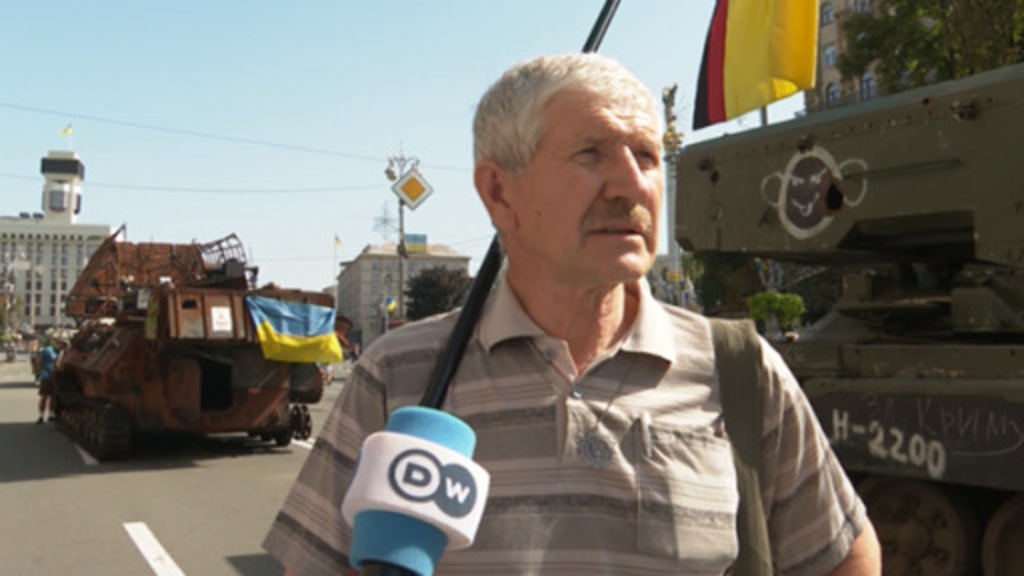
xmin=0 ymin=101 xmax=471 ymax=173
xmin=0 ymin=172 xmax=381 ymax=195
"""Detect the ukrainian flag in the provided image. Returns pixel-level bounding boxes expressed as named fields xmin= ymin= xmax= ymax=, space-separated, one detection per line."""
xmin=246 ymin=295 xmax=343 ymax=363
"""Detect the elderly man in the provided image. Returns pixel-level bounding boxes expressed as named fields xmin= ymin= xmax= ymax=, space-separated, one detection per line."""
xmin=264 ymin=52 xmax=880 ymax=576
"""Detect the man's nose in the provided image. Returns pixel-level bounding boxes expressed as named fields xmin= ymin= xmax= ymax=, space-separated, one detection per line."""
xmin=603 ymin=147 xmax=658 ymax=201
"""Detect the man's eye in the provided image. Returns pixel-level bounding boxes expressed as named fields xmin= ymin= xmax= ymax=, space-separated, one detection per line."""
xmin=634 ymin=150 xmax=659 ymax=169
xmin=574 ymin=148 xmax=600 ymax=163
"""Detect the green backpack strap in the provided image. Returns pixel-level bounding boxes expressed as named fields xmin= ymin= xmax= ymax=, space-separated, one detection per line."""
xmin=711 ymin=318 xmax=772 ymax=576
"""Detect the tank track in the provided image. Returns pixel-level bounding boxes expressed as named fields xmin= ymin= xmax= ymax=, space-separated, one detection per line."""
xmin=57 ymin=398 xmax=133 ymax=460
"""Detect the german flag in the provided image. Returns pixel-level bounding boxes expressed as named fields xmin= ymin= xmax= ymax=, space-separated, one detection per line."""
xmin=693 ymin=0 xmax=819 ymax=129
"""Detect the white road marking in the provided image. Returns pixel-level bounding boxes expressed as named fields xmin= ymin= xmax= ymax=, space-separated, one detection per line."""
xmin=75 ymin=445 xmax=98 ymax=466
xmin=294 ymin=439 xmax=314 ymax=450
xmin=123 ymin=522 xmax=186 ymax=576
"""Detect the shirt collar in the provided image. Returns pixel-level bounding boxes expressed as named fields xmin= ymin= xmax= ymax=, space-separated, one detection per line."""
xmin=478 ymin=273 xmax=677 ymax=365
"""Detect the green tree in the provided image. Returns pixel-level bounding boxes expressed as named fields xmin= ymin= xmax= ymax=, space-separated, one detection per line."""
xmin=405 ymin=266 xmax=473 ymax=321
xmin=839 ymin=0 xmax=1024 ymax=95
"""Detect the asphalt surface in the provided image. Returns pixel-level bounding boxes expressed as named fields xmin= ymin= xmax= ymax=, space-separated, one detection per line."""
xmin=0 ymin=357 xmax=349 ymax=576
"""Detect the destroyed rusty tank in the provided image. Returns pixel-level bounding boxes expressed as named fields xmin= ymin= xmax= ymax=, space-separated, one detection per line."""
xmin=675 ymin=63 xmax=1024 ymax=576
xmin=53 ymin=226 xmax=344 ymax=460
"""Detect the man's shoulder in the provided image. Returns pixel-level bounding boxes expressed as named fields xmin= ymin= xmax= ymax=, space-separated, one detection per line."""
xmin=646 ymin=299 xmax=714 ymax=348
xmin=353 ymin=310 xmax=464 ymax=402
xmin=362 ymin=309 xmax=463 ymax=362
xmin=655 ymin=300 xmax=710 ymax=326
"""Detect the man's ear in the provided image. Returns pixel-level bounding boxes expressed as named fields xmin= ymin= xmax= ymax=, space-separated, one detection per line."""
xmin=474 ymin=159 xmax=518 ymax=231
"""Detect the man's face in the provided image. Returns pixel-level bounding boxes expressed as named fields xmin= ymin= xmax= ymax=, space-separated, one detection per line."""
xmin=501 ymin=89 xmax=663 ymax=288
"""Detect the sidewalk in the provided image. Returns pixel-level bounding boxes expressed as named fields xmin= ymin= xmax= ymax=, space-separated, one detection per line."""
xmin=0 ymin=359 xmax=33 ymax=383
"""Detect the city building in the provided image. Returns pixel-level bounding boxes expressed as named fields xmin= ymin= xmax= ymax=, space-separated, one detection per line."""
xmin=806 ymin=0 xmax=881 ymax=112
xmin=335 ymin=241 xmax=470 ymax=347
xmin=0 ymin=151 xmax=112 ymax=337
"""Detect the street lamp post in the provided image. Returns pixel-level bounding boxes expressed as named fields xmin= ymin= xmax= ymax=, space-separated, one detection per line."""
xmin=662 ymin=84 xmax=685 ymax=305
xmin=384 ymin=152 xmax=433 ymax=321
xmin=385 ymin=154 xmax=415 ymax=319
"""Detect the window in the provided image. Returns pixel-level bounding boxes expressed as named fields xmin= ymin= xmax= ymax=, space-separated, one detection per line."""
xmin=824 ymin=43 xmax=838 ymax=68
xmin=860 ymin=72 xmax=876 ymax=101
xmin=826 ymin=83 xmax=841 ymax=104
xmin=820 ymin=2 xmax=834 ymax=25
xmin=855 ymin=0 xmax=871 ymax=13
xmin=47 ymin=181 xmax=71 ymax=212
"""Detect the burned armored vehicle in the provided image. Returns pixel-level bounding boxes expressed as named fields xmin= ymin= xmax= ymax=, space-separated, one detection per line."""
xmin=676 ymin=63 xmax=1024 ymax=576
xmin=53 ymin=227 xmax=343 ymax=460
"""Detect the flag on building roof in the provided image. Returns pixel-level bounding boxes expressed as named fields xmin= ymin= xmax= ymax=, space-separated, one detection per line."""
xmin=404 ymin=233 xmax=427 ymax=254
xmin=246 ymin=295 xmax=342 ymax=363
xmin=693 ymin=0 xmax=819 ymax=129
xmin=60 ymin=124 xmax=74 ymax=137
xmin=334 ymin=234 xmax=342 ymax=248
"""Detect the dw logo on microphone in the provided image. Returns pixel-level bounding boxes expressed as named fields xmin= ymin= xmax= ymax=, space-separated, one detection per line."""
xmin=388 ymin=448 xmax=478 ymax=517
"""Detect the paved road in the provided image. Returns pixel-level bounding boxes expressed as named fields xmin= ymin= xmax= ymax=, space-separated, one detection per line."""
xmin=0 ymin=359 xmax=348 ymax=576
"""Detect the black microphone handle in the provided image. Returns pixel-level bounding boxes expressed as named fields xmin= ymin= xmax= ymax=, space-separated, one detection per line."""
xmin=419 ymin=0 xmax=622 ymax=410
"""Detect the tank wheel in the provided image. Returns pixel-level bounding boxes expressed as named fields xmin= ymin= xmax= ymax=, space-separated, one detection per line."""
xmin=982 ymin=494 xmax=1024 ymax=576
xmin=273 ymin=427 xmax=292 ymax=447
xmin=290 ymin=405 xmax=313 ymax=440
xmin=858 ymin=477 xmax=979 ymax=576
xmin=90 ymin=403 xmax=132 ymax=460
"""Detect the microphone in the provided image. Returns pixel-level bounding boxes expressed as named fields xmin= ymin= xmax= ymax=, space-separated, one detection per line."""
xmin=341 ymin=406 xmax=491 ymax=576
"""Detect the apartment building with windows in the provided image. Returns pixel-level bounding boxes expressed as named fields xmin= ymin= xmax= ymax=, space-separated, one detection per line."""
xmin=335 ymin=241 xmax=470 ymax=347
xmin=806 ymin=0 xmax=880 ymax=112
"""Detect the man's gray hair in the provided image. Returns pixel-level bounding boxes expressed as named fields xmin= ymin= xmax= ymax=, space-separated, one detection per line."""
xmin=473 ymin=53 xmax=659 ymax=174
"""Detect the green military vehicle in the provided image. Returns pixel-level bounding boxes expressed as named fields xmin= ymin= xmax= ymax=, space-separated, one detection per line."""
xmin=675 ymin=63 xmax=1024 ymax=576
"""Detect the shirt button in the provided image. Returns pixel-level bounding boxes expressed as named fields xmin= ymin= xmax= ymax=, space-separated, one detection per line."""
xmin=570 ymin=385 xmax=584 ymax=399
xmin=543 ymin=348 xmax=556 ymax=361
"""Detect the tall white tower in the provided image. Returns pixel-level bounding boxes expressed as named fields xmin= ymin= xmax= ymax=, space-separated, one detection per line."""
xmin=39 ymin=150 xmax=84 ymax=224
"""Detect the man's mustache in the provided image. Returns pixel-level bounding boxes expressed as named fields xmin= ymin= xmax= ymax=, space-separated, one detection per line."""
xmin=583 ymin=199 xmax=654 ymax=236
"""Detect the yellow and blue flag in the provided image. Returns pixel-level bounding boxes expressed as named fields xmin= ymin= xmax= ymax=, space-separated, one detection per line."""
xmin=246 ymin=295 xmax=343 ymax=363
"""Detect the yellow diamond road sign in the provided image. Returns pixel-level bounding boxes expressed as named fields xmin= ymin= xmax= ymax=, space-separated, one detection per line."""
xmin=391 ymin=167 xmax=433 ymax=210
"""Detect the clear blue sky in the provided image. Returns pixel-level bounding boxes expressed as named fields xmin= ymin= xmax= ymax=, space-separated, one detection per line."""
xmin=0 ymin=1 xmax=803 ymax=291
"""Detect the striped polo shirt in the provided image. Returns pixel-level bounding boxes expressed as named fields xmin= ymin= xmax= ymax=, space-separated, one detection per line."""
xmin=263 ymin=276 xmax=867 ymax=576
